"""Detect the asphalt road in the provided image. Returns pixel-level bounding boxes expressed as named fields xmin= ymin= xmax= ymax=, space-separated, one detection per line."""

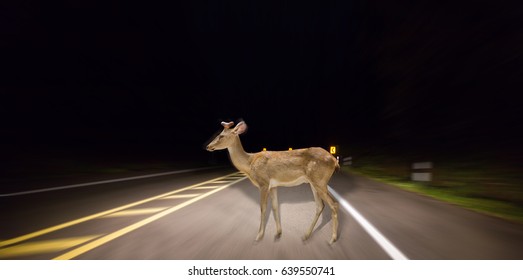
xmin=1 ymin=166 xmax=523 ymax=260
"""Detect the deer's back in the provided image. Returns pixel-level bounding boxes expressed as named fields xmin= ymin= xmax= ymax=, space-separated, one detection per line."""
xmin=248 ymin=147 xmax=337 ymax=187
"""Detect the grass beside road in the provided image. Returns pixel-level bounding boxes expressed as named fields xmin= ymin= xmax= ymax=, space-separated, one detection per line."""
xmin=343 ymin=153 xmax=523 ymax=224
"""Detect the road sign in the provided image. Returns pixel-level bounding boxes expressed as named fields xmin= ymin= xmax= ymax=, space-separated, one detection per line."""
xmin=411 ymin=162 xmax=433 ymax=181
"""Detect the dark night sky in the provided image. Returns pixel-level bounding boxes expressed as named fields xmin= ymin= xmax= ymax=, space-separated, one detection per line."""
xmin=2 ymin=0 xmax=522 ymax=163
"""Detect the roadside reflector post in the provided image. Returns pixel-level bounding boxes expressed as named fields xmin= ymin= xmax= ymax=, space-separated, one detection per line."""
xmin=342 ymin=156 xmax=352 ymax=166
xmin=411 ymin=162 xmax=433 ymax=182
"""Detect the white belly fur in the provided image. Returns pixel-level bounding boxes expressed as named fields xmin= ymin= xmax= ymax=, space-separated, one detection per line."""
xmin=269 ymin=176 xmax=309 ymax=188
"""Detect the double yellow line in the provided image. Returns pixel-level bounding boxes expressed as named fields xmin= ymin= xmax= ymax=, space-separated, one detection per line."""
xmin=0 ymin=172 xmax=246 ymax=259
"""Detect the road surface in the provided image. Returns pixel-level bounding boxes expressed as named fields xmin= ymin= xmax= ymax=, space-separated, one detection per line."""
xmin=1 ymin=166 xmax=523 ymax=259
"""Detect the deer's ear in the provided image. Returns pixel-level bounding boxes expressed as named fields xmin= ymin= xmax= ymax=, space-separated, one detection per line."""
xmin=221 ymin=121 xmax=234 ymax=129
xmin=233 ymin=121 xmax=247 ymax=135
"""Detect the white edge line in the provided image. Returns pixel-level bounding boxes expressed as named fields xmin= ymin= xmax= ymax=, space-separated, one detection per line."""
xmin=0 ymin=166 xmax=224 ymax=197
xmin=328 ymin=185 xmax=409 ymax=260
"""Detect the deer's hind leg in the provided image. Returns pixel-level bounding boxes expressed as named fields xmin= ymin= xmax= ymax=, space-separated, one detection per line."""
xmin=303 ymin=184 xmax=325 ymax=241
xmin=317 ymin=188 xmax=339 ymax=244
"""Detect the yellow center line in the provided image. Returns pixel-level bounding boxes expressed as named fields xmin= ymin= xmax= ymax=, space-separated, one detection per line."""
xmin=161 ymin=194 xmax=200 ymax=199
xmin=0 ymin=235 xmax=101 ymax=258
xmin=54 ymin=176 xmax=247 ymax=260
xmin=193 ymin=186 xmax=220 ymax=190
xmin=0 ymin=172 xmax=242 ymax=248
xmin=101 ymin=208 xmax=168 ymax=218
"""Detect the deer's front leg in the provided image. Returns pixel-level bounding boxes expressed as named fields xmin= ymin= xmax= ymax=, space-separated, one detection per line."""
xmin=256 ymin=187 xmax=270 ymax=241
xmin=270 ymin=188 xmax=282 ymax=238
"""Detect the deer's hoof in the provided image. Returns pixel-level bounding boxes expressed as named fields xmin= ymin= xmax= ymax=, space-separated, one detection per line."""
xmin=302 ymin=234 xmax=311 ymax=242
xmin=274 ymin=232 xmax=282 ymax=240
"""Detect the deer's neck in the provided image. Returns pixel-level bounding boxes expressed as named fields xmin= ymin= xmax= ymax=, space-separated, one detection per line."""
xmin=227 ymin=136 xmax=251 ymax=173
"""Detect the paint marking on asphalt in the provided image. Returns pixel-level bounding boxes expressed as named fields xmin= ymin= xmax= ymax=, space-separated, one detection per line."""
xmin=0 ymin=235 xmax=101 ymax=258
xmin=53 ymin=176 xmax=248 ymax=260
xmin=0 ymin=166 xmax=223 ymax=197
xmin=193 ymin=186 xmax=220 ymax=190
xmin=101 ymin=208 xmax=168 ymax=218
xmin=160 ymin=194 xmax=200 ymax=199
xmin=328 ymin=186 xmax=409 ymax=260
xmin=0 ymin=173 xmax=240 ymax=248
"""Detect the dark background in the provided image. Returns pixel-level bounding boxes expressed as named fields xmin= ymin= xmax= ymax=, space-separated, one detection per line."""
xmin=2 ymin=0 xmax=522 ymax=166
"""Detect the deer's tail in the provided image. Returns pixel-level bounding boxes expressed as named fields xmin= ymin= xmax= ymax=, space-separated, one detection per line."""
xmin=332 ymin=155 xmax=340 ymax=171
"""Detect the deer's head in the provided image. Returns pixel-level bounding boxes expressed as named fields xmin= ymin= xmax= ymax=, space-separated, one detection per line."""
xmin=206 ymin=121 xmax=248 ymax=151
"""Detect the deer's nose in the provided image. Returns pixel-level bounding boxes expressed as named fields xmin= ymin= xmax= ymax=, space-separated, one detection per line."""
xmin=206 ymin=145 xmax=214 ymax=151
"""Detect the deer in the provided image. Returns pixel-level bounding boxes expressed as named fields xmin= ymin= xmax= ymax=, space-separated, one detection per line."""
xmin=206 ymin=120 xmax=339 ymax=244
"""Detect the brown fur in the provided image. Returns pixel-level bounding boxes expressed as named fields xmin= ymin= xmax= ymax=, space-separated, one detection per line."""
xmin=207 ymin=121 xmax=339 ymax=243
